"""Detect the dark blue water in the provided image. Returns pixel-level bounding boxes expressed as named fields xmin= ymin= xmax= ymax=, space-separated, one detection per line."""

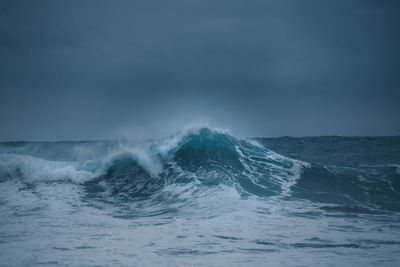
xmin=1 ymin=127 xmax=399 ymax=266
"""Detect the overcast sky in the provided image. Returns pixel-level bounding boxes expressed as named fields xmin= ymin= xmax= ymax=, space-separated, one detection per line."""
xmin=0 ymin=0 xmax=399 ymax=140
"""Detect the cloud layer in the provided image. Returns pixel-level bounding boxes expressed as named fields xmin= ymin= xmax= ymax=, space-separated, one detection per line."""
xmin=1 ymin=0 xmax=399 ymax=140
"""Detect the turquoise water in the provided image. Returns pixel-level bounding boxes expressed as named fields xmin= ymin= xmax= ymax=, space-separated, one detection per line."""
xmin=1 ymin=128 xmax=399 ymax=266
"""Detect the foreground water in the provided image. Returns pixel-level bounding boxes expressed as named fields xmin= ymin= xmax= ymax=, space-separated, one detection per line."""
xmin=1 ymin=127 xmax=399 ymax=266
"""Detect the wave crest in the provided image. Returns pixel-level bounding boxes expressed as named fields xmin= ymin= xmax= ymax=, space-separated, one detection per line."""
xmin=0 ymin=127 xmax=310 ymax=202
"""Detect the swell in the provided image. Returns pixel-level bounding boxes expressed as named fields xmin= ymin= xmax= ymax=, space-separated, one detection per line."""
xmin=82 ymin=127 xmax=310 ymax=203
xmin=1 ymin=127 xmax=399 ymax=214
xmin=291 ymin=163 xmax=400 ymax=212
xmin=0 ymin=128 xmax=309 ymax=201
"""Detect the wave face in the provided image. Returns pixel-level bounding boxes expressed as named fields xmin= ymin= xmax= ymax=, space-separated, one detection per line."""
xmin=1 ymin=128 xmax=400 ymax=266
xmin=74 ymin=128 xmax=309 ymax=209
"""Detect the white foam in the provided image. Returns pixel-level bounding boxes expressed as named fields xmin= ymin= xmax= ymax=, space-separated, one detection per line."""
xmin=235 ymin=139 xmax=311 ymax=196
xmin=156 ymin=124 xmax=234 ymax=156
xmin=245 ymin=139 xmax=265 ymax=149
xmin=0 ymin=153 xmax=98 ymax=183
xmin=104 ymin=146 xmax=163 ymax=178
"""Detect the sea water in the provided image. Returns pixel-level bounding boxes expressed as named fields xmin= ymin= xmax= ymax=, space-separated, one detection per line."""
xmin=0 ymin=127 xmax=399 ymax=266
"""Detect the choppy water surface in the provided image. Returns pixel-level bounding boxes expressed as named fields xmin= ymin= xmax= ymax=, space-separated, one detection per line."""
xmin=1 ymin=127 xmax=399 ymax=266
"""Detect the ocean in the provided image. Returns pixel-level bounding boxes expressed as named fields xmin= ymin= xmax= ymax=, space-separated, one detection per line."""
xmin=0 ymin=127 xmax=399 ymax=266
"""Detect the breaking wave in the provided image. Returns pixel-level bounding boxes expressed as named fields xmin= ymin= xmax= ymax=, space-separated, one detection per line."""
xmin=1 ymin=127 xmax=399 ymax=214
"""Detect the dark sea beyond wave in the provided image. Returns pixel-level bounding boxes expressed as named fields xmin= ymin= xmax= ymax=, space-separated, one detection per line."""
xmin=1 ymin=127 xmax=399 ymax=266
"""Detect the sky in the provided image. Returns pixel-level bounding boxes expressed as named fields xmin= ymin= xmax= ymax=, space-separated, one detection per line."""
xmin=0 ymin=0 xmax=399 ymax=141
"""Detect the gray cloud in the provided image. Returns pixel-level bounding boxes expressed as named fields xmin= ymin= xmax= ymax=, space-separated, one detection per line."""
xmin=0 ymin=0 xmax=399 ymax=140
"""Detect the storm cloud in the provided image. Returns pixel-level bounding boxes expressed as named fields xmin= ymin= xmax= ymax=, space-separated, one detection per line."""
xmin=1 ymin=0 xmax=399 ymax=140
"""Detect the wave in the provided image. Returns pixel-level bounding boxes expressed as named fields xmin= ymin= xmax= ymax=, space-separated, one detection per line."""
xmin=0 ymin=153 xmax=98 ymax=183
xmin=0 ymin=127 xmax=308 ymax=198
xmin=292 ymin=163 xmax=400 ymax=212
xmin=83 ymin=127 xmax=310 ymax=204
xmin=1 ymin=127 xmax=399 ymax=213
